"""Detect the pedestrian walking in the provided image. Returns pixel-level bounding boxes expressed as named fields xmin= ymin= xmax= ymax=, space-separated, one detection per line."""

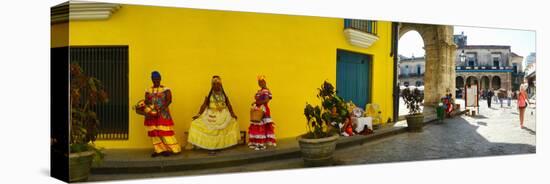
xmin=499 ymin=90 xmax=504 ymax=108
xmin=487 ymin=90 xmax=494 ymax=108
xmin=507 ymin=90 xmax=512 ymax=107
xmin=518 ymin=80 xmax=531 ymax=129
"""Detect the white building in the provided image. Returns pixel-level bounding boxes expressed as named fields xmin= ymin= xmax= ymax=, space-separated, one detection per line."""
xmin=398 ymin=54 xmax=425 ymax=87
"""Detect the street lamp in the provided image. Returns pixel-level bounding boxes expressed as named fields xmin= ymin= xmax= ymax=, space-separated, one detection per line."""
xmin=459 ymin=50 xmax=466 ymax=64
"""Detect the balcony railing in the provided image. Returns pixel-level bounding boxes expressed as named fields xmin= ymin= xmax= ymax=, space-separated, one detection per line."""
xmin=399 ymin=73 xmax=424 ymax=78
xmin=343 ymin=19 xmax=379 ymax=48
xmin=456 ymin=66 xmax=514 ymax=71
xmin=344 ymin=19 xmax=377 ymax=35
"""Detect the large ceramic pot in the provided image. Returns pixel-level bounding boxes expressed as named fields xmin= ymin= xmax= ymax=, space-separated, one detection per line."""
xmin=406 ymin=113 xmax=424 ymax=132
xmin=298 ymin=134 xmax=339 ymax=167
xmin=69 ymin=150 xmax=95 ymax=182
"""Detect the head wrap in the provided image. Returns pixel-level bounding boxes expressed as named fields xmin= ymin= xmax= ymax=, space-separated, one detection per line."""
xmin=151 ymin=71 xmax=161 ymax=79
xmin=257 ymin=75 xmax=266 ymax=82
xmin=212 ymin=75 xmax=222 ymax=84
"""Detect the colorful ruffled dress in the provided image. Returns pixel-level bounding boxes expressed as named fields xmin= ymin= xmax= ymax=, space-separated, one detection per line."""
xmin=188 ymin=93 xmax=240 ymax=150
xmin=144 ymin=86 xmax=181 ymax=154
xmin=248 ymin=88 xmax=276 ymax=148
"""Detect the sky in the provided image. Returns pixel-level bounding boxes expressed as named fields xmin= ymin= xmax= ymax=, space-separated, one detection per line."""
xmin=398 ymin=26 xmax=536 ymax=67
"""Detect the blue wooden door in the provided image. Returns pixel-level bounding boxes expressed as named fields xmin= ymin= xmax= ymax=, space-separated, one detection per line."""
xmin=336 ymin=50 xmax=371 ymax=109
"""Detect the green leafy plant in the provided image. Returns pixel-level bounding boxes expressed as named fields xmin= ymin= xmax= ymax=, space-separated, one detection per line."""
xmin=303 ymin=81 xmax=349 ymax=138
xmin=70 ymin=63 xmax=107 ymax=164
xmin=401 ymin=87 xmax=424 ymax=115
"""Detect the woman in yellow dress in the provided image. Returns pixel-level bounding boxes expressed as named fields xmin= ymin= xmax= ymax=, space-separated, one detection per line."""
xmin=188 ymin=76 xmax=240 ymax=155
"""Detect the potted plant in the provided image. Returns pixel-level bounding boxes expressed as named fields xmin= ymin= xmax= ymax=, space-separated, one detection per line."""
xmin=298 ymin=81 xmax=349 ymax=167
xmin=69 ymin=63 xmax=107 ymax=182
xmin=401 ymin=87 xmax=424 ymax=132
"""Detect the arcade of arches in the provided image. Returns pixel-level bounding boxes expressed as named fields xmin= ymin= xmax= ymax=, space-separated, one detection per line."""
xmin=456 ymin=73 xmax=512 ymax=91
xmin=398 ymin=23 xmax=457 ymax=109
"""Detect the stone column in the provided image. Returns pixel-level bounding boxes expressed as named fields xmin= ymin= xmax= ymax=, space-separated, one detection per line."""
xmin=423 ymin=43 xmax=439 ymax=107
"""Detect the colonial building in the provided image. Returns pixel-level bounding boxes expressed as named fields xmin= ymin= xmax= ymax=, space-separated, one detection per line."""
xmin=397 ymin=55 xmax=425 ymax=87
xmin=525 ymin=52 xmax=536 ymax=96
xmin=52 ymin=2 xmax=396 ymax=149
xmin=454 ymin=33 xmax=524 ymax=95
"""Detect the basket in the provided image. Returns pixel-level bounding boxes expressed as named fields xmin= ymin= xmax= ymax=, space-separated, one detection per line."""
xmin=133 ymin=100 xmax=157 ymax=116
xmin=133 ymin=100 xmax=147 ymax=116
xmin=250 ymin=106 xmax=264 ymax=122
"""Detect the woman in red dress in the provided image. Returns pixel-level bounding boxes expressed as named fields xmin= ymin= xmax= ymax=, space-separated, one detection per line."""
xmin=248 ymin=75 xmax=276 ymax=150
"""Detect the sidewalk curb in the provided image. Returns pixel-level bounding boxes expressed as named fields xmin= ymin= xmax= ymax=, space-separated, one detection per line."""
xmin=91 ymin=112 xmax=465 ymax=174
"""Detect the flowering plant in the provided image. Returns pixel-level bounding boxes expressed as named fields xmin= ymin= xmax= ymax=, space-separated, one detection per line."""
xmin=303 ymin=81 xmax=349 ymax=138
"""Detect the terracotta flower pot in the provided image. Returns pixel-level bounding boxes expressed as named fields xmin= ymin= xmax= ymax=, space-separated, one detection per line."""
xmin=406 ymin=113 xmax=424 ymax=132
xmin=298 ymin=134 xmax=339 ymax=167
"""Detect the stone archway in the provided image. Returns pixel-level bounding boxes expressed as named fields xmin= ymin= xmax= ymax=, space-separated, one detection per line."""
xmin=481 ymin=76 xmax=490 ymax=90
xmin=399 ymin=23 xmax=457 ymax=109
xmin=492 ymin=76 xmax=501 ymax=90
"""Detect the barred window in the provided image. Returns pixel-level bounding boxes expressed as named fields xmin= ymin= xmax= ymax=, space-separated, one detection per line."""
xmin=70 ymin=46 xmax=129 ymax=140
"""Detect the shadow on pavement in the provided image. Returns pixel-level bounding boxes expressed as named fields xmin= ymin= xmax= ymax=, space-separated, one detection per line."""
xmin=476 ymin=121 xmax=487 ymax=126
xmin=335 ymin=116 xmax=536 ymax=166
xmin=522 ymin=127 xmax=536 ymax=135
xmin=471 ymin=115 xmax=489 ymax=119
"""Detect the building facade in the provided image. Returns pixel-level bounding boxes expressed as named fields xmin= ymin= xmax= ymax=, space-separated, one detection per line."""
xmin=524 ymin=52 xmax=536 ymax=96
xmin=52 ymin=3 xmax=396 ymax=149
xmin=397 ymin=55 xmax=425 ymax=87
xmin=455 ymin=45 xmax=516 ymax=92
xmin=453 ymin=33 xmax=524 ymax=95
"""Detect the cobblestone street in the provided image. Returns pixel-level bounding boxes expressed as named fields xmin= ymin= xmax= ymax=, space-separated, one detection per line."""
xmin=336 ymin=98 xmax=536 ymax=165
xmin=90 ymin=98 xmax=536 ymax=181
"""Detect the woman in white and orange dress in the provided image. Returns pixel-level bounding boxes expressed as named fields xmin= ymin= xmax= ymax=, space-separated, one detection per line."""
xmin=248 ymin=75 xmax=276 ymax=150
xmin=144 ymin=71 xmax=181 ymax=157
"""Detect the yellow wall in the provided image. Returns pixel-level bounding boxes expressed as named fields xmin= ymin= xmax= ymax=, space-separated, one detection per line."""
xmin=51 ymin=23 xmax=68 ymax=48
xmin=61 ymin=4 xmax=395 ymax=149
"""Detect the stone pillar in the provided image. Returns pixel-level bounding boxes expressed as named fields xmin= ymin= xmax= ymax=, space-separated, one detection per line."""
xmin=422 ymin=25 xmax=456 ymax=107
xmin=423 ymin=43 xmax=439 ymax=107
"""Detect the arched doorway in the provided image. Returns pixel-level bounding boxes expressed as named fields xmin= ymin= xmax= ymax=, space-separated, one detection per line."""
xmin=481 ymin=76 xmax=490 ymax=90
xmin=395 ymin=23 xmax=456 ymax=120
xmin=397 ymin=30 xmax=425 ymax=116
xmin=466 ymin=76 xmax=479 ymax=86
xmin=455 ymin=76 xmax=464 ymax=99
xmin=398 ymin=23 xmax=456 ymax=107
xmin=456 ymin=76 xmax=464 ymax=88
xmin=492 ymin=76 xmax=501 ymax=90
